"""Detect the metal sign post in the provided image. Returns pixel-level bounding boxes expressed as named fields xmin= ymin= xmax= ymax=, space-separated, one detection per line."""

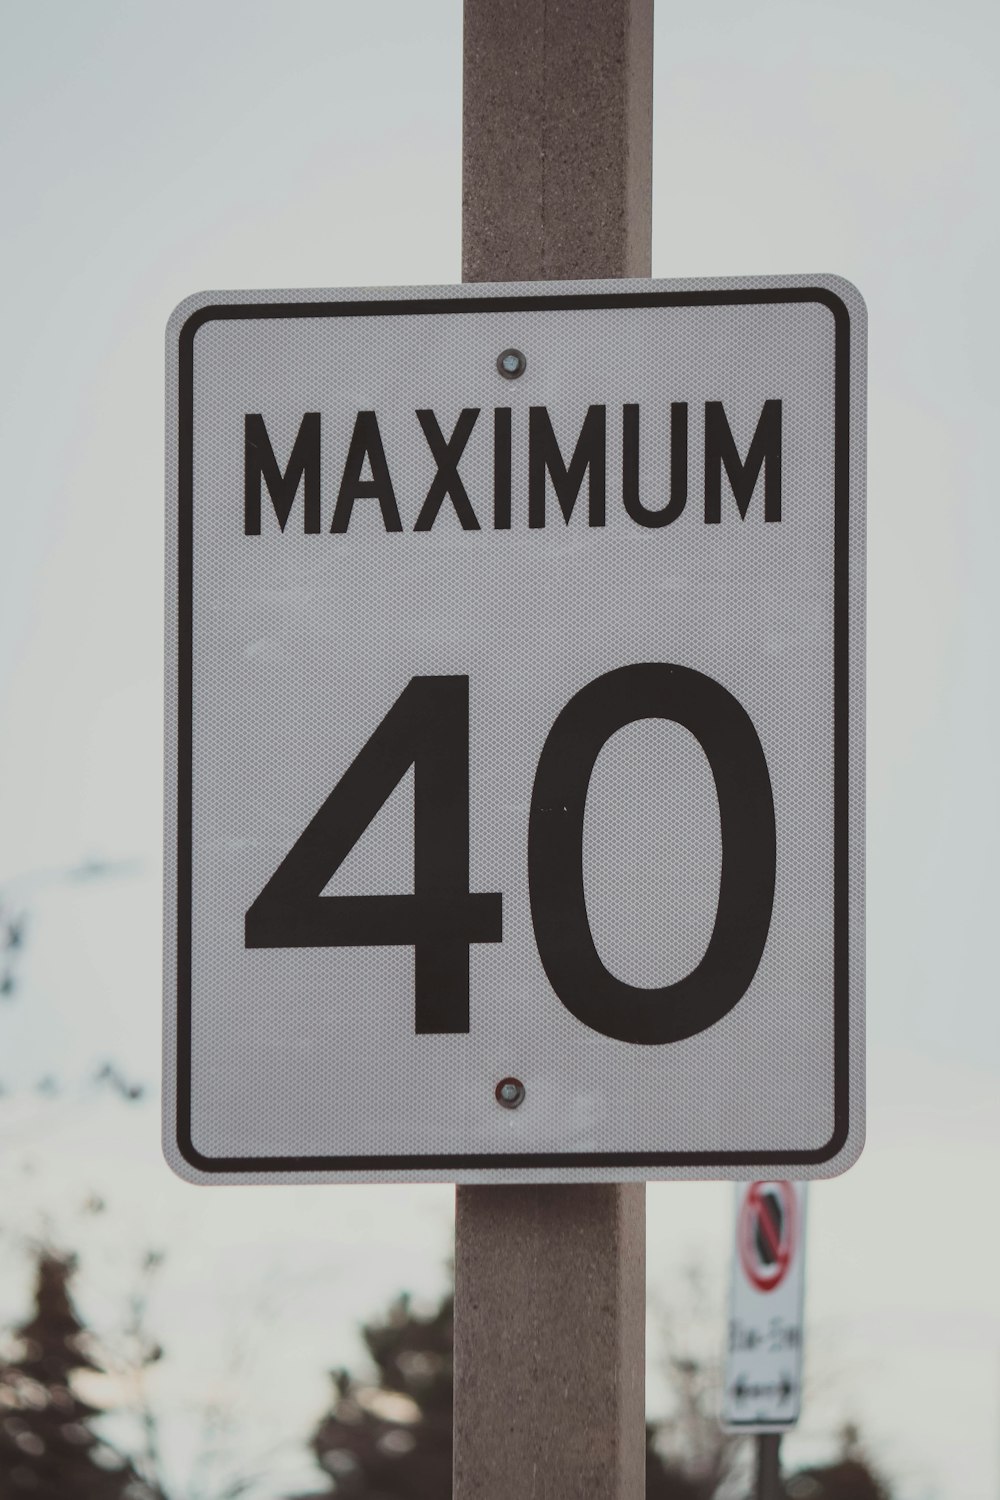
xmin=455 ymin=2 xmax=653 ymax=1494
xmin=755 ymin=1433 xmax=784 ymax=1500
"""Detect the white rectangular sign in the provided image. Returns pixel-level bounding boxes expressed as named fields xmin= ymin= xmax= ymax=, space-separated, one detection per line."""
xmin=164 ymin=275 xmax=866 ymax=1184
xmin=722 ymin=1181 xmax=808 ymax=1431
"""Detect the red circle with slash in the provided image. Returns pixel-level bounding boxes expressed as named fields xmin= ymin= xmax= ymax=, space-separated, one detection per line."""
xmin=739 ymin=1181 xmax=797 ymax=1292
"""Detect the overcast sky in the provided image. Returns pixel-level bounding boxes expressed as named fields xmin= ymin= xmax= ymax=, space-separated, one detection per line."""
xmin=1 ymin=2 xmax=998 ymax=1496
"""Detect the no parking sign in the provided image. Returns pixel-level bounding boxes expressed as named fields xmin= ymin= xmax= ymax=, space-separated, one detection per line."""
xmin=723 ymin=1181 xmax=807 ymax=1431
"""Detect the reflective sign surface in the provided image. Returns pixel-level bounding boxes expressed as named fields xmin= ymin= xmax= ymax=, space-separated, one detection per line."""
xmin=164 ymin=276 xmax=866 ymax=1182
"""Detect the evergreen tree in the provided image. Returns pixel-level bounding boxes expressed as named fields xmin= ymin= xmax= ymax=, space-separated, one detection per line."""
xmin=308 ymin=1291 xmax=452 ymax=1498
xmin=0 ymin=1247 xmax=145 ymax=1499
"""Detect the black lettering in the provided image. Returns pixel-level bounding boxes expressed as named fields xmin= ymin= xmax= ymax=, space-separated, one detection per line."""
xmin=623 ymin=403 xmax=688 ymax=527
xmin=528 ymin=663 xmax=775 ymax=1044
xmin=245 ymin=677 xmax=503 ymax=1034
xmin=528 ymin=405 xmax=606 ymax=528
xmin=414 ymin=409 xmax=481 ymax=531
xmin=244 ymin=412 xmax=320 ymax=535
xmin=493 ymin=408 xmax=512 ymax=530
xmin=705 ymin=399 xmax=782 ymax=523
xmin=330 ymin=411 xmax=402 ymax=533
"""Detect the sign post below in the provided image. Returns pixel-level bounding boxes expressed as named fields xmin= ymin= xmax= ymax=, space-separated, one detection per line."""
xmin=455 ymin=0 xmax=653 ymax=1495
xmin=755 ymin=1434 xmax=783 ymax=1500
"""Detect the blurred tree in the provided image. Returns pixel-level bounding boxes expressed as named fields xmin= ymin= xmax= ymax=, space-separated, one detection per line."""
xmin=647 ymin=1266 xmax=743 ymax=1498
xmin=785 ymin=1424 xmax=893 ymax=1500
xmin=0 ymin=895 xmax=27 ymax=1001
xmin=0 ymin=1246 xmax=152 ymax=1498
xmin=0 ymin=863 xmax=147 ymax=1105
xmin=305 ymin=1291 xmax=451 ymax=1497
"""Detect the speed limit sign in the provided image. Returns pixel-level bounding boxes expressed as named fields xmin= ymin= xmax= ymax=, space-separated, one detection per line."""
xmin=164 ymin=275 xmax=866 ymax=1183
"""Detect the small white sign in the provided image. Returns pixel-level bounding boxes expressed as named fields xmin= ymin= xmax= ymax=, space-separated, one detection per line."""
xmin=723 ymin=1181 xmax=808 ymax=1432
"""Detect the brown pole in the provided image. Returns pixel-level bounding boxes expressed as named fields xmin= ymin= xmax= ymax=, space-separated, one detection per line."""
xmin=454 ymin=3 xmax=653 ymax=1496
xmin=755 ymin=1434 xmax=784 ymax=1500
xmin=462 ymin=0 xmax=653 ymax=282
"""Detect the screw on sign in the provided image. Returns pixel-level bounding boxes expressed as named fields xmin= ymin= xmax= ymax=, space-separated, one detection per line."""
xmin=739 ymin=1181 xmax=797 ymax=1293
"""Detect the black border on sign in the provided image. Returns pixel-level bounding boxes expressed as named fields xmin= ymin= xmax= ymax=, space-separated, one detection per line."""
xmin=173 ymin=286 xmax=853 ymax=1175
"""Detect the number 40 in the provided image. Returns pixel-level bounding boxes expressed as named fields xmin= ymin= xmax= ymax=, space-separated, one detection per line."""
xmin=245 ymin=665 xmax=775 ymax=1046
